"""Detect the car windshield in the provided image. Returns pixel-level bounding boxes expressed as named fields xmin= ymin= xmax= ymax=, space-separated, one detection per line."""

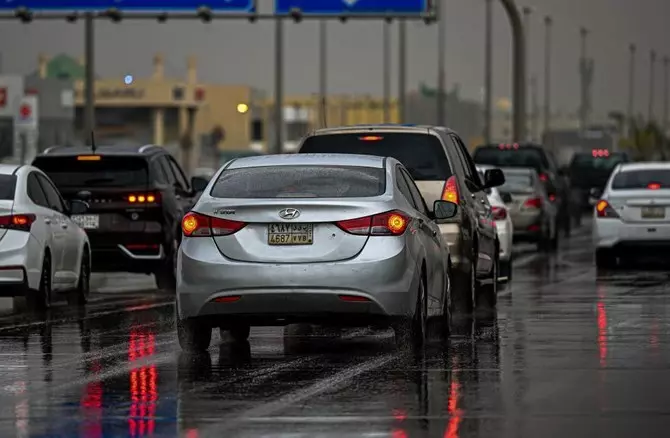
xmin=32 ymin=156 xmax=149 ymax=188
xmin=299 ymin=133 xmax=452 ymax=180
xmin=0 ymin=175 xmax=16 ymax=200
xmin=569 ymin=153 xmax=628 ymax=187
xmin=500 ymin=173 xmax=534 ymax=193
xmin=210 ymin=165 xmax=386 ymax=198
xmin=611 ymin=169 xmax=670 ymax=190
xmin=473 ymin=146 xmax=548 ymax=172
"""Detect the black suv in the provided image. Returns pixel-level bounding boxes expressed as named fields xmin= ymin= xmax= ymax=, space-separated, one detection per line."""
xmin=472 ymin=143 xmax=574 ymax=236
xmin=32 ymin=145 xmax=209 ymax=290
xmin=297 ymin=124 xmax=505 ymax=316
xmin=568 ymin=150 xmax=630 ymax=213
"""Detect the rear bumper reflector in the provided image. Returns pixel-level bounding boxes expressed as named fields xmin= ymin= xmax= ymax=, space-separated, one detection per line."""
xmin=212 ymin=295 xmax=241 ymax=303
xmin=338 ymin=295 xmax=371 ymax=302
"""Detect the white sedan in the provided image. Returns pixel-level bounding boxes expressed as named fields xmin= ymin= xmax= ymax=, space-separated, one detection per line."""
xmin=477 ymin=165 xmax=514 ymax=281
xmin=0 ymin=164 xmax=91 ymax=310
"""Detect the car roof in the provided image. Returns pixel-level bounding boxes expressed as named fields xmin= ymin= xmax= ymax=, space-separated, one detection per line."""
xmin=0 ymin=164 xmax=20 ymax=175
xmin=306 ymin=124 xmax=458 ymax=137
xmin=225 ymin=153 xmax=387 ymax=170
xmin=37 ymin=144 xmax=165 ymax=158
xmin=616 ymin=162 xmax=670 ymax=172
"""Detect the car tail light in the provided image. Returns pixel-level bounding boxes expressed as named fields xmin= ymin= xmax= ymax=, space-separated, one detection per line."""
xmin=492 ymin=206 xmax=507 ymax=220
xmin=648 ymin=183 xmax=661 ymax=190
xmin=596 ymin=200 xmax=619 ymax=218
xmin=538 ymin=173 xmax=548 ymax=182
xmin=336 ymin=210 xmax=410 ymax=236
xmin=127 ymin=193 xmax=160 ymax=204
xmin=441 ymin=176 xmax=459 ymax=204
xmin=0 ymin=214 xmax=36 ymax=232
xmin=181 ymin=212 xmax=246 ymax=237
xmin=523 ymin=197 xmax=542 ymax=209
xmin=548 ymin=193 xmax=557 ymax=202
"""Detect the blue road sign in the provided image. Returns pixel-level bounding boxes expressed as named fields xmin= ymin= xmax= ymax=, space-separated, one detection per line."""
xmin=0 ymin=0 xmax=255 ymax=12
xmin=275 ymin=0 xmax=430 ymax=15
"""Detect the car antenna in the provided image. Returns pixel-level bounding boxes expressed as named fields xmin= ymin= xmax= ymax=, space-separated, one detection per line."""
xmin=90 ymin=131 xmax=97 ymax=154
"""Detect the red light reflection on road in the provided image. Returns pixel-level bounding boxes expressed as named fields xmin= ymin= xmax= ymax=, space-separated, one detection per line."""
xmin=444 ymin=356 xmax=463 ymax=438
xmin=80 ymin=361 xmax=103 ymax=438
xmin=128 ymin=328 xmax=158 ymax=437
xmin=597 ymin=287 xmax=608 ymax=368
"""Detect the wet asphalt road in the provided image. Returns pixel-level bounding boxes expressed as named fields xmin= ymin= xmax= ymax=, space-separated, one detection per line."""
xmin=2 ymin=222 xmax=670 ymax=438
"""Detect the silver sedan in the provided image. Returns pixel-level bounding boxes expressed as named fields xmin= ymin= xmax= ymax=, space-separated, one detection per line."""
xmin=176 ymin=153 xmax=455 ymax=352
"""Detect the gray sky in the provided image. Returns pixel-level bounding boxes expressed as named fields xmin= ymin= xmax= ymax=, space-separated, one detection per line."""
xmin=1 ymin=0 xmax=669 ymax=118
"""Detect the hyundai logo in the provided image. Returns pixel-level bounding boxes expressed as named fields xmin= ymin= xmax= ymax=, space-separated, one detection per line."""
xmin=278 ymin=208 xmax=300 ymax=220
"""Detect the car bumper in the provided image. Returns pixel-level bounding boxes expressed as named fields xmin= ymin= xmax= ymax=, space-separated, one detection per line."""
xmin=0 ymin=231 xmax=42 ymax=292
xmin=594 ymin=217 xmax=670 ymax=251
xmin=438 ymin=223 xmax=464 ymax=266
xmin=177 ymin=237 xmax=420 ymax=323
xmin=495 ymin=220 xmax=513 ymax=261
xmin=90 ymin=242 xmax=166 ymax=273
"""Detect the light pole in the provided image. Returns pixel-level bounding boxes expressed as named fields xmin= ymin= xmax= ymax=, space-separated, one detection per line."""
xmin=273 ymin=17 xmax=284 ymax=154
xmin=318 ymin=20 xmax=327 ymax=128
xmin=522 ymin=6 xmax=532 ymax=141
xmin=649 ymin=49 xmax=657 ymax=123
xmin=437 ymin=2 xmax=446 ymax=125
xmin=579 ymin=27 xmax=589 ymax=134
xmin=499 ymin=0 xmax=527 ymax=142
xmin=383 ymin=20 xmax=391 ymax=122
xmin=543 ymin=15 xmax=552 ymax=137
xmin=398 ymin=19 xmax=407 ymax=123
xmin=663 ymin=56 xmax=669 ymax=155
xmin=627 ymin=44 xmax=636 ymax=136
xmin=83 ymin=13 xmax=95 ymax=142
xmin=484 ymin=0 xmax=493 ymax=143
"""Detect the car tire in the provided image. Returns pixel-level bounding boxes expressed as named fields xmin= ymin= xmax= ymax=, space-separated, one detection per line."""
xmin=28 ymin=254 xmax=51 ymax=312
xmin=476 ymin=257 xmax=497 ymax=317
xmin=595 ymin=249 xmax=617 ymax=270
xmin=499 ymin=258 xmax=512 ymax=282
xmin=394 ymin=275 xmax=427 ymax=348
xmin=68 ymin=248 xmax=90 ymax=307
xmin=451 ymin=257 xmax=475 ymax=315
xmin=155 ymin=238 xmax=178 ymax=292
xmin=177 ymin=317 xmax=212 ymax=353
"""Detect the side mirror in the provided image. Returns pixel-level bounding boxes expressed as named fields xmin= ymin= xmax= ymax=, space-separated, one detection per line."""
xmin=500 ymin=191 xmax=513 ymax=204
xmin=483 ymin=168 xmax=505 ymax=189
xmin=433 ymin=200 xmax=458 ymax=220
xmin=190 ymin=176 xmax=209 ymax=193
xmin=589 ymin=187 xmax=603 ymax=198
xmin=69 ymin=199 xmax=89 ymax=215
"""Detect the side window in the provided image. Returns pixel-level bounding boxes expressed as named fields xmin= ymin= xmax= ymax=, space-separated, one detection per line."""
xmin=27 ymin=173 xmax=49 ymax=208
xmin=36 ymin=174 xmax=65 ymax=213
xmin=400 ymin=168 xmax=428 ymax=215
xmin=159 ymin=157 xmax=176 ymax=185
xmin=451 ymin=135 xmax=482 ymax=186
xmin=395 ymin=166 xmax=417 ymax=208
xmin=151 ymin=160 xmax=168 ymax=184
xmin=168 ymin=157 xmax=189 ymax=191
xmin=448 ymin=135 xmax=474 ymax=180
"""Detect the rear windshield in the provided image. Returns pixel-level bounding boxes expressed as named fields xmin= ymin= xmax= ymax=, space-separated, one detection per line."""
xmin=299 ymin=133 xmax=452 ymax=181
xmin=611 ymin=169 xmax=670 ymax=190
xmin=570 ymin=153 xmax=627 ymax=171
xmin=0 ymin=175 xmax=16 ymax=200
xmin=500 ymin=173 xmax=534 ymax=193
xmin=473 ymin=146 xmax=549 ymax=171
xmin=32 ymin=156 xmax=149 ymax=188
xmin=210 ymin=165 xmax=386 ymax=198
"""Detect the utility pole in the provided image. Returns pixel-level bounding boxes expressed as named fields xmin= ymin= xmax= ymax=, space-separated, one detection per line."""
xmin=663 ymin=56 xmax=669 ymax=157
xmin=318 ymin=20 xmax=327 ymax=128
xmin=274 ymin=17 xmax=284 ymax=154
xmin=522 ymin=6 xmax=532 ymax=141
xmin=499 ymin=0 xmax=527 ymax=142
xmin=398 ymin=19 xmax=407 ymax=123
xmin=484 ymin=0 xmax=493 ymax=143
xmin=436 ymin=1 xmax=446 ymax=126
xmin=83 ymin=13 xmax=95 ymax=142
xmin=383 ymin=20 xmax=391 ymax=122
xmin=543 ymin=15 xmax=552 ymax=138
xmin=626 ymin=44 xmax=636 ymax=136
xmin=579 ymin=27 xmax=592 ymax=135
xmin=530 ymin=75 xmax=539 ymax=141
xmin=649 ymin=50 xmax=657 ymax=123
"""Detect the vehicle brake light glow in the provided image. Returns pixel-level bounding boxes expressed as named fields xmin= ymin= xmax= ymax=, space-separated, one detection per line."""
xmin=77 ymin=155 xmax=101 ymax=161
xmin=523 ymin=197 xmax=542 ymax=209
xmin=181 ymin=212 xmax=246 ymax=237
xmin=359 ymin=136 xmax=384 ymax=141
xmin=127 ymin=193 xmax=160 ymax=204
xmin=538 ymin=173 xmax=548 ymax=182
xmin=0 ymin=214 xmax=36 ymax=232
xmin=491 ymin=206 xmax=507 ymax=220
xmin=648 ymin=183 xmax=661 ymax=190
xmin=549 ymin=194 xmax=557 ymax=202
xmin=592 ymin=149 xmax=610 ymax=157
xmin=596 ymin=200 xmax=619 ymax=218
xmin=336 ymin=210 xmax=410 ymax=236
xmin=441 ymin=176 xmax=459 ymax=204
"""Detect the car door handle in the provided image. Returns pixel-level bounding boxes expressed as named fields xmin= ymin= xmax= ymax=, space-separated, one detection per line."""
xmin=61 ymin=223 xmax=68 ymax=229
xmin=480 ymin=199 xmax=486 ymax=204
xmin=471 ymin=193 xmax=476 ymax=199
xmin=44 ymin=218 xmax=51 ymax=224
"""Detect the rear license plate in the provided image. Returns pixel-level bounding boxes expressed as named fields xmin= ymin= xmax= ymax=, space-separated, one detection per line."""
xmin=268 ymin=223 xmax=313 ymax=245
xmin=641 ymin=206 xmax=665 ymax=219
xmin=72 ymin=214 xmax=99 ymax=229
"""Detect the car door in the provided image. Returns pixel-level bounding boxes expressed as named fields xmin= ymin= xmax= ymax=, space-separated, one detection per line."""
xmin=449 ymin=135 xmax=496 ymax=273
xmin=398 ymin=166 xmax=447 ymax=317
xmin=25 ymin=171 xmax=55 ymax=259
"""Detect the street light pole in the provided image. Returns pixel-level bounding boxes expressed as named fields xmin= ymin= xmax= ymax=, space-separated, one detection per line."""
xmin=579 ymin=27 xmax=589 ymax=135
xmin=383 ymin=20 xmax=391 ymax=123
xmin=663 ymin=56 xmax=669 ymax=156
xmin=436 ymin=2 xmax=446 ymax=126
xmin=627 ymin=44 xmax=636 ymax=136
xmin=649 ymin=50 xmax=657 ymax=123
xmin=543 ymin=15 xmax=552 ymax=137
xmin=398 ymin=19 xmax=407 ymax=123
xmin=499 ymin=0 xmax=526 ymax=142
xmin=273 ymin=17 xmax=284 ymax=154
xmin=83 ymin=13 xmax=95 ymax=142
xmin=483 ymin=0 xmax=493 ymax=144
xmin=318 ymin=20 xmax=327 ymax=128
xmin=522 ymin=6 xmax=532 ymax=141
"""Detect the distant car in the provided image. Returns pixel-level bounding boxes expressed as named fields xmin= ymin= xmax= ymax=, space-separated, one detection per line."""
xmin=176 ymin=153 xmax=454 ymax=352
xmin=32 ymin=145 xmax=209 ymax=291
xmin=477 ymin=165 xmax=514 ymax=281
xmin=472 ymin=143 xmax=573 ymax=237
xmin=297 ymin=125 xmax=505 ymax=316
xmin=593 ymin=162 xmax=670 ymax=269
xmin=497 ymin=167 xmax=558 ymax=251
xmin=568 ymin=150 xmax=630 ymax=213
xmin=0 ymin=164 xmax=90 ymax=310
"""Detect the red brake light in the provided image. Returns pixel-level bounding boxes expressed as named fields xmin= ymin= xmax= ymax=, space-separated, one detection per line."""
xmin=0 ymin=214 xmax=36 ymax=232
xmin=596 ymin=200 xmax=619 ymax=218
xmin=523 ymin=197 xmax=542 ymax=209
xmin=336 ymin=210 xmax=409 ymax=236
xmin=181 ymin=212 xmax=246 ymax=237
xmin=491 ymin=206 xmax=507 ymax=220
xmin=648 ymin=183 xmax=661 ymax=190
xmin=549 ymin=194 xmax=557 ymax=202
xmin=441 ymin=176 xmax=459 ymax=204
xmin=538 ymin=173 xmax=548 ymax=182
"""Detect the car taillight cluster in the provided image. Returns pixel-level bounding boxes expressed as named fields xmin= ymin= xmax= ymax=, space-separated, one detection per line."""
xmin=596 ymin=200 xmax=620 ymax=218
xmin=441 ymin=176 xmax=459 ymax=204
xmin=0 ymin=214 xmax=36 ymax=232
xmin=182 ymin=212 xmax=247 ymax=237
xmin=126 ymin=193 xmax=160 ymax=204
xmin=491 ymin=206 xmax=507 ymax=220
xmin=538 ymin=173 xmax=549 ymax=182
xmin=523 ymin=197 xmax=542 ymax=209
xmin=336 ymin=210 xmax=410 ymax=236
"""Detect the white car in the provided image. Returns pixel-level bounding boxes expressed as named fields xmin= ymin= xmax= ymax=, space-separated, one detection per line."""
xmin=0 ymin=164 xmax=91 ymax=310
xmin=477 ymin=165 xmax=514 ymax=281
xmin=593 ymin=162 xmax=670 ymax=269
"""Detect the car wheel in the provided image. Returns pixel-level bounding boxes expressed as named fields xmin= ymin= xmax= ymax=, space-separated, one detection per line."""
xmin=499 ymin=258 xmax=512 ymax=282
xmin=595 ymin=249 xmax=617 ymax=270
xmin=451 ymin=257 xmax=475 ymax=315
xmin=28 ymin=254 xmax=51 ymax=312
xmin=177 ymin=317 xmax=212 ymax=353
xmin=223 ymin=325 xmax=251 ymax=343
xmin=476 ymin=256 xmax=497 ymax=317
xmin=394 ymin=275 xmax=427 ymax=348
xmin=68 ymin=248 xmax=90 ymax=307
xmin=441 ymin=263 xmax=453 ymax=340
xmin=155 ymin=238 xmax=178 ymax=292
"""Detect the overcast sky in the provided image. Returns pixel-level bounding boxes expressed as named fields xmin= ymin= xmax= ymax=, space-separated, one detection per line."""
xmin=1 ymin=0 xmax=669 ymax=118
